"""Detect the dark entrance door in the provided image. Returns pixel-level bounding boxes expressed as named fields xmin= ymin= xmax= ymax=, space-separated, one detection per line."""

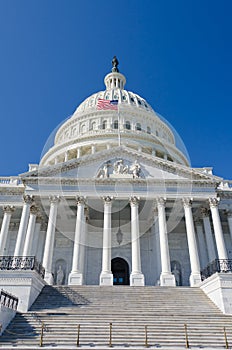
xmin=111 ymin=258 xmax=129 ymax=285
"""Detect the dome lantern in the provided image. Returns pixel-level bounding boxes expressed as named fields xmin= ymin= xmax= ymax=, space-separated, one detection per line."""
xmin=104 ymin=56 xmax=126 ymax=90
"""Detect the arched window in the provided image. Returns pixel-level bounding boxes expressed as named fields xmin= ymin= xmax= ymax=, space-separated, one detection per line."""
xmin=136 ymin=123 xmax=141 ymax=131
xmin=91 ymin=121 xmax=96 ymax=130
xmin=102 ymin=120 xmax=107 ymax=130
xmin=125 ymin=121 xmax=131 ymax=130
xmin=113 ymin=120 xmax=118 ymax=129
xmin=81 ymin=124 xmax=86 ymax=133
xmin=147 ymin=126 xmax=151 ymax=134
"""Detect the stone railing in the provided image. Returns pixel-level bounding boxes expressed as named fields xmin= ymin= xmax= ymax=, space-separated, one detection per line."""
xmin=201 ymin=259 xmax=232 ymax=280
xmin=0 ymin=177 xmax=22 ymax=185
xmin=0 ymin=256 xmax=45 ymax=278
xmin=0 ymin=290 xmax=18 ymax=310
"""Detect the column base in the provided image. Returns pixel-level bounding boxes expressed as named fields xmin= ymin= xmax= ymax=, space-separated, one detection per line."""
xmin=130 ymin=272 xmax=145 ymax=286
xmin=189 ymin=273 xmax=202 ymax=287
xmin=160 ymin=273 xmax=176 ymax=286
xmin=99 ymin=272 xmax=113 ymax=286
xmin=68 ymin=272 xmax=83 ymax=285
xmin=44 ymin=271 xmax=54 ymax=285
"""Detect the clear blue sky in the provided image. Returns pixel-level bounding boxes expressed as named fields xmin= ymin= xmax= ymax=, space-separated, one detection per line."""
xmin=0 ymin=0 xmax=231 ymax=179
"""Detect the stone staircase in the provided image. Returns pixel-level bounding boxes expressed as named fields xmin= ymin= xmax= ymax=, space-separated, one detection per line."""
xmin=1 ymin=285 xmax=232 ymax=349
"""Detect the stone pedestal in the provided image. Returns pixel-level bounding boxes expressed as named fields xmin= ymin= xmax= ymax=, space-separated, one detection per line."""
xmin=0 ymin=304 xmax=16 ymax=335
xmin=160 ymin=273 xmax=176 ymax=287
xmin=201 ymin=273 xmax=232 ymax=314
xmin=99 ymin=272 xmax=113 ymax=286
xmin=68 ymin=272 xmax=83 ymax=285
xmin=130 ymin=272 xmax=145 ymax=286
xmin=0 ymin=270 xmax=45 ymax=312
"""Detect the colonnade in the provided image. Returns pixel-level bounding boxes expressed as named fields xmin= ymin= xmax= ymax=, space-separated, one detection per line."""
xmin=0 ymin=194 xmax=231 ymax=287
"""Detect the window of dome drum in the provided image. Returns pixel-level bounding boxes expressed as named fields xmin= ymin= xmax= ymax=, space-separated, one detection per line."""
xmin=113 ymin=120 xmax=118 ymax=129
xmin=125 ymin=121 xmax=131 ymax=130
xmin=136 ymin=123 xmax=141 ymax=131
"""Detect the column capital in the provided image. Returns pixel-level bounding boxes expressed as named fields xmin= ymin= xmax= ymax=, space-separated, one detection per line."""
xmin=156 ymin=197 xmax=166 ymax=207
xmin=201 ymin=207 xmax=210 ymax=217
xmin=76 ymin=196 xmax=85 ymax=205
xmin=49 ymin=195 xmax=60 ymax=204
xmin=3 ymin=205 xmax=15 ymax=214
xmin=209 ymin=197 xmax=220 ymax=208
xmin=23 ymin=195 xmax=34 ymax=205
xmin=182 ymin=198 xmax=192 ymax=208
xmin=30 ymin=205 xmax=39 ymax=215
xmin=103 ymin=196 xmax=113 ymax=204
xmin=129 ymin=196 xmax=140 ymax=206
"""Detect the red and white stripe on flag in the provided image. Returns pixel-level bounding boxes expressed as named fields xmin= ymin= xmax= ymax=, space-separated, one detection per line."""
xmin=97 ymin=99 xmax=118 ymax=110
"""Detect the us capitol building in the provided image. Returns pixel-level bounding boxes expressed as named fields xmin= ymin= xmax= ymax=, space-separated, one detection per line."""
xmin=1 ymin=58 xmax=232 ymax=344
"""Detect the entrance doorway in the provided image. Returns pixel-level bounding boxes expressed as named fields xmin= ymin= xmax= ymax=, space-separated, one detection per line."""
xmin=111 ymin=258 xmax=129 ymax=285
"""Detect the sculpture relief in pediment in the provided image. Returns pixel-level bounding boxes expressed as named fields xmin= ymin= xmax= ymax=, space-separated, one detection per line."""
xmin=96 ymin=159 xmax=142 ymax=179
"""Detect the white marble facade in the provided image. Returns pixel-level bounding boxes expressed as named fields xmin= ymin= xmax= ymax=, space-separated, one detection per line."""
xmin=0 ymin=59 xmax=232 ymax=289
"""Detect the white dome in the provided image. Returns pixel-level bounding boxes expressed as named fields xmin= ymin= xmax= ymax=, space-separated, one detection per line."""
xmin=40 ymin=63 xmax=190 ymax=167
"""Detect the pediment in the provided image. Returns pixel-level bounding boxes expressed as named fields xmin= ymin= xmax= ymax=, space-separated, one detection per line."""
xmin=21 ymin=146 xmax=220 ymax=183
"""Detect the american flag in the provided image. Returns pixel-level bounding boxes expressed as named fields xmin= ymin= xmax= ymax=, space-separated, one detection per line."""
xmin=97 ymin=99 xmax=118 ymax=110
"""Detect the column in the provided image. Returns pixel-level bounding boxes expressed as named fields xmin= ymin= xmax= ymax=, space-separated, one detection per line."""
xmin=195 ymin=220 xmax=208 ymax=269
xmin=91 ymin=145 xmax=96 ymax=154
xmin=68 ymin=197 xmax=85 ymax=285
xmin=183 ymin=198 xmax=201 ymax=286
xmin=226 ymin=211 xmax=232 ymax=244
xmin=152 ymin=207 xmax=161 ymax=285
xmin=100 ymin=196 xmax=113 ymax=286
xmin=31 ymin=216 xmax=43 ymax=257
xmin=201 ymin=208 xmax=217 ymax=262
xmin=14 ymin=195 xmax=34 ymax=257
xmin=79 ymin=207 xmax=88 ymax=280
xmin=157 ymin=198 xmax=175 ymax=286
xmin=42 ymin=196 xmax=60 ymax=285
xmin=0 ymin=206 xmax=15 ymax=256
xmin=129 ymin=197 xmax=145 ymax=286
xmin=77 ymin=147 xmax=81 ymax=158
xmin=209 ymin=198 xmax=228 ymax=260
xmin=22 ymin=205 xmax=38 ymax=257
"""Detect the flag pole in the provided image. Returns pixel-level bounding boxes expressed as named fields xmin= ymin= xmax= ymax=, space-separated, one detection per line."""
xmin=118 ymin=103 xmax=121 ymax=147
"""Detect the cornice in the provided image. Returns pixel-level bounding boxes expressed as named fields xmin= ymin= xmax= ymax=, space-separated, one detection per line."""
xmin=31 ymin=146 xmax=216 ymax=182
